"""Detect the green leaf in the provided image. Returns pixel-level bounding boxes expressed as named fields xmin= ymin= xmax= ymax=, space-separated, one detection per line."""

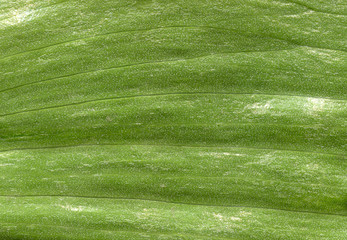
xmin=1 ymin=0 xmax=346 ymax=239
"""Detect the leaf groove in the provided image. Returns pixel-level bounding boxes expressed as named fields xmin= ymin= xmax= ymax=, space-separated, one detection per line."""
xmin=0 ymin=143 xmax=345 ymax=158
xmin=0 ymin=195 xmax=345 ymax=217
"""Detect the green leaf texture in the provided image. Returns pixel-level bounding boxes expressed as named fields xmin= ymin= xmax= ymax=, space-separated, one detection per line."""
xmin=0 ymin=0 xmax=346 ymax=239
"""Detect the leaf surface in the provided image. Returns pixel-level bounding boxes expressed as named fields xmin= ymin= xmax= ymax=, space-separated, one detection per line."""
xmin=0 ymin=0 xmax=346 ymax=239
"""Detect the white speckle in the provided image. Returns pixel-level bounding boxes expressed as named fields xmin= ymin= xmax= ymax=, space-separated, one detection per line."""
xmin=0 ymin=152 xmax=15 ymax=158
xmin=199 ymin=151 xmax=244 ymax=158
xmin=305 ymin=98 xmax=327 ymax=116
xmin=0 ymin=163 xmax=14 ymax=167
xmin=303 ymin=10 xmax=314 ymax=15
xmin=305 ymin=163 xmax=320 ymax=171
xmin=61 ymin=205 xmax=84 ymax=212
xmin=60 ymin=205 xmax=96 ymax=212
xmin=82 ymin=164 xmax=92 ymax=167
xmin=284 ymin=14 xmax=301 ymax=18
xmin=239 ymin=211 xmax=252 ymax=217
xmin=1 ymin=9 xmax=35 ymax=28
xmin=213 ymin=213 xmax=224 ymax=220
xmin=245 ymin=100 xmax=273 ymax=114
xmin=233 ymin=153 xmax=245 ymax=157
xmin=230 ymin=217 xmax=242 ymax=221
xmin=66 ymin=40 xmax=87 ymax=46
xmin=245 ymin=153 xmax=275 ymax=166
